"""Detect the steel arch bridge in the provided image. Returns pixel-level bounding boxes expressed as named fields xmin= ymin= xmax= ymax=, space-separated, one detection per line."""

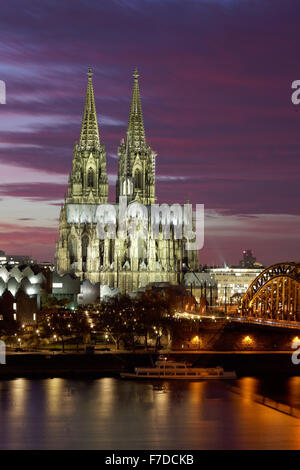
xmin=241 ymin=262 xmax=300 ymax=322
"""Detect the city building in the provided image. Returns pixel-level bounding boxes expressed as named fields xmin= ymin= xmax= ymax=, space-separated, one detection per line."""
xmin=0 ymin=265 xmax=51 ymax=325
xmin=38 ymin=261 xmax=55 ymax=271
xmin=52 ymin=272 xmax=81 ymax=308
xmin=207 ymin=265 xmax=264 ymax=306
xmin=238 ymin=249 xmax=263 ymax=269
xmin=0 ymin=250 xmax=36 ymax=267
xmin=184 ymin=251 xmax=264 ymax=312
xmin=183 ymin=272 xmax=217 ymax=308
xmin=55 ymin=69 xmax=199 ymax=293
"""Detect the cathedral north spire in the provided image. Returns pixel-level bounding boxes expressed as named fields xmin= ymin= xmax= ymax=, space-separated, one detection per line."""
xmin=67 ymin=69 xmax=108 ymax=205
xmin=79 ymin=67 xmax=100 ymax=149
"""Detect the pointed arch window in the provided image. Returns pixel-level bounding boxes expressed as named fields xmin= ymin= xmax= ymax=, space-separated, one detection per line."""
xmin=87 ymin=168 xmax=94 ymax=188
xmin=68 ymin=236 xmax=78 ymax=265
xmin=82 ymin=234 xmax=89 ymax=272
xmin=134 ymin=169 xmax=142 ymax=189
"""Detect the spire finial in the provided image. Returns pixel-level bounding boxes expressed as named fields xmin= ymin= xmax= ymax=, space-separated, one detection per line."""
xmin=133 ymin=67 xmax=139 ymax=80
xmin=88 ymin=67 xmax=93 ymax=79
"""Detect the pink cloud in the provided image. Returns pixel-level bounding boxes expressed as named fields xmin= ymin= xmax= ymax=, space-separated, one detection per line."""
xmin=0 ymin=0 xmax=299 ymax=265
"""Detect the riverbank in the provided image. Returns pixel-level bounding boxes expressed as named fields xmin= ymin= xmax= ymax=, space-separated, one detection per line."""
xmin=0 ymin=351 xmax=299 ymax=378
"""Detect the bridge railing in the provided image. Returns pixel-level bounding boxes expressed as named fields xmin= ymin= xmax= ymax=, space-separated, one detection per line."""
xmin=233 ymin=316 xmax=300 ymax=329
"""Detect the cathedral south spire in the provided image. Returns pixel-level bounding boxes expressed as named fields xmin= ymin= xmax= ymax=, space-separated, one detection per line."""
xmin=80 ymin=67 xmax=100 ymax=149
xmin=127 ymin=68 xmax=146 ymax=150
xmin=116 ymin=68 xmax=156 ymax=205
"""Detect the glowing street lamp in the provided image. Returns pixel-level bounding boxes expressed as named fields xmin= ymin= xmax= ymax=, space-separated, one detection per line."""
xmin=242 ymin=335 xmax=253 ymax=346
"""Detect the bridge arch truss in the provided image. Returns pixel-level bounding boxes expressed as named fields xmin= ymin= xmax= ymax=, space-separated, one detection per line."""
xmin=241 ymin=262 xmax=300 ymax=321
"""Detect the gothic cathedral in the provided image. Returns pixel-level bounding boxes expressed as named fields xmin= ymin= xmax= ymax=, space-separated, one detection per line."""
xmin=55 ymin=69 xmax=199 ymax=293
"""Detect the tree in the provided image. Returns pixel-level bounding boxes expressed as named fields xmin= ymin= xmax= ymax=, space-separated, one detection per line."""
xmin=41 ymin=296 xmax=70 ymax=314
xmin=40 ymin=311 xmax=71 ymax=352
xmin=98 ymin=295 xmax=132 ymax=349
xmin=96 ymin=290 xmax=177 ymax=351
xmin=71 ymin=310 xmax=91 ymax=352
xmin=0 ymin=319 xmax=21 ymax=347
xmin=134 ymin=291 xmax=167 ymax=349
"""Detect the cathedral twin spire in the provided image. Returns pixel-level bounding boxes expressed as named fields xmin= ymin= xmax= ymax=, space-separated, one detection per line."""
xmin=117 ymin=68 xmax=156 ymax=204
xmin=127 ymin=68 xmax=146 ymax=150
xmin=68 ymin=67 xmax=155 ymax=205
xmin=67 ymin=68 xmax=108 ymax=204
xmin=79 ymin=67 xmax=100 ymax=149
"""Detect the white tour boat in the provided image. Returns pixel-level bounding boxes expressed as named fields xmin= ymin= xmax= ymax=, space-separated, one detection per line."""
xmin=120 ymin=360 xmax=236 ymax=380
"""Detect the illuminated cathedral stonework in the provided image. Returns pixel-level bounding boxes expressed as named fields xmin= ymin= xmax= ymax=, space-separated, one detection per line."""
xmin=55 ymin=68 xmax=199 ymax=293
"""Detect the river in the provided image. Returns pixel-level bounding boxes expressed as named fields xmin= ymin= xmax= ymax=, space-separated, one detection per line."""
xmin=0 ymin=376 xmax=300 ymax=449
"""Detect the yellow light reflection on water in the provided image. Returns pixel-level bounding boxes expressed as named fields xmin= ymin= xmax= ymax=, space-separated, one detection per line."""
xmin=189 ymin=381 xmax=206 ymax=405
xmin=46 ymin=378 xmax=71 ymax=415
xmin=238 ymin=377 xmax=259 ymax=402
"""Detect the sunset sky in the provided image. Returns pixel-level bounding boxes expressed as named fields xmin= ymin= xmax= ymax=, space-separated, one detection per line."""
xmin=0 ymin=0 xmax=299 ymax=266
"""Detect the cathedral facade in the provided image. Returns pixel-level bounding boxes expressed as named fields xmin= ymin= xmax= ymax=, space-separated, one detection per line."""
xmin=55 ymin=69 xmax=199 ymax=293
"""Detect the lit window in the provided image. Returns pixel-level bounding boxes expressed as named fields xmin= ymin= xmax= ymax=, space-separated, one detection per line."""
xmin=53 ymin=283 xmax=63 ymax=288
xmin=33 ymin=313 xmax=36 ymax=321
xmin=13 ymin=303 xmax=16 ymax=310
xmin=0 ymin=315 xmax=3 ymax=321
xmin=13 ymin=313 xmax=17 ymax=321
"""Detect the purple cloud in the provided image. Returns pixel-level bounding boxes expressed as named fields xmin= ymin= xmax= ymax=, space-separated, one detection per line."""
xmin=0 ymin=0 xmax=299 ymax=264
xmin=0 ymin=183 xmax=65 ymax=201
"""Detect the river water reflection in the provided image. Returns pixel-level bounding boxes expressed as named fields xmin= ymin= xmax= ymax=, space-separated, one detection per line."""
xmin=0 ymin=377 xmax=300 ymax=449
